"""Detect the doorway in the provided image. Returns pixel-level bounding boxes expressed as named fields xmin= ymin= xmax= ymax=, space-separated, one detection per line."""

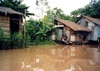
xmin=10 ymin=18 xmax=19 ymax=34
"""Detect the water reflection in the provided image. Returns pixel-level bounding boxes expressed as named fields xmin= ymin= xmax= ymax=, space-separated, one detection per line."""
xmin=92 ymin=48 xmax=100 ymax=63
xmin=0 ymin=45 xmax=100 ymax=71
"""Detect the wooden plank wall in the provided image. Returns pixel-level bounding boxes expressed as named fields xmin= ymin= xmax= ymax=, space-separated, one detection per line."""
xmin=0 ymin=16 xmax=10 ymax=36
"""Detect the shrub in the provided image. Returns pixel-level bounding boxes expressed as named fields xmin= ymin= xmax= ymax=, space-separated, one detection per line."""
xmin=0 ymin=26 xmax=5 ymax=49
xmin=11 ymin=32 xmax=30 ymax=48
xmin=25 ymin=19 xmax=56 ymax=45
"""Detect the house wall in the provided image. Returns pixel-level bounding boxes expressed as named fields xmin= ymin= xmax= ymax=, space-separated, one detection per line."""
xmin=86 ymin=22 xmax=98 ymax=41
xmin=77 ymin=17 xmax=95 ymax=29
xmin=77 ymin=17 xmax=86 ymax=26
xmin=70 ymin=34 xmax=75 ymax=42
xmin=75 ymin=34 xmax=81 ymax=42
xmin=0 ymin=15 xmax=22 ymax=37
xmin=64 ymin=26 xmax=71 ymax=40
xmin=55 ymin=22 xmax=63 ymax=41
xmin=70 ymin=33 xmax=84 ymax=42
xmin=88 ymin=22 xmax=95 ymax=30
xmin=98 ymin=26 xmax=100 ymax=38
xmin=64 ymin=26 xmax=83 ymax=42
xmin=77 ymin=17 xmax=99 ymax=41
xmin=0 ymin=16 xmax=10 ymax=36
xmin=93 ymin=26 xmax=98 ymax=40
xmin=57 ymin=28 xmax=63 ymax=40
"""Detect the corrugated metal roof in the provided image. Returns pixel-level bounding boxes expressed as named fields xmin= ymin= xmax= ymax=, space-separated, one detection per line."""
xmin=55 ymin=19 xmax=91 ymax=32
xmin=0 ymin=6 xmax=23 ymax=15
xmin=84 ymin=16 xmax=100 ymax=26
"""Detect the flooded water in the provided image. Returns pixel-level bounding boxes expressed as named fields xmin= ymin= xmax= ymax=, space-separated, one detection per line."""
xmin=0 ymin=45 xmax=100 ymax=71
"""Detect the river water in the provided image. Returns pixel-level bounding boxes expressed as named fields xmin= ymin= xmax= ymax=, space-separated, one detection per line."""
xmin=0 ymin=45 xmax=100 ymax=71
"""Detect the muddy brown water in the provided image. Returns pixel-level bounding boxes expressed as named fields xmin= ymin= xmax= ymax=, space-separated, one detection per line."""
xmin=0 ymin=45 xmax=100 ymax=71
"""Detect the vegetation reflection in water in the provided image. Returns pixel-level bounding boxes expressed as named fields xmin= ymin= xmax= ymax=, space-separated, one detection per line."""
xmin=0 ymin=45 xmax=100 ymax=71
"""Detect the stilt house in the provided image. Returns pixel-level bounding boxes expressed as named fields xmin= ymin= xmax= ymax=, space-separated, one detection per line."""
xmin=54 ymin=19 xmax=91 ymax=43
xmin=76 ymin=16 xmax=100 ymax=41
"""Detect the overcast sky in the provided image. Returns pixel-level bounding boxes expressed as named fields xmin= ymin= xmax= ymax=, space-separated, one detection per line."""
xmin=22 ymin=0 xmax=91 ymax=19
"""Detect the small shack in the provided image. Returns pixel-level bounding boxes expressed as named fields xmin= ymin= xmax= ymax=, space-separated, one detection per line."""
xmin=54 ymin=19 xmax=91 ymax=43
xmin=76 ymin=16 xmax=100 ymax=41
xmin=0 ymin=6 xmax=23 ymax=37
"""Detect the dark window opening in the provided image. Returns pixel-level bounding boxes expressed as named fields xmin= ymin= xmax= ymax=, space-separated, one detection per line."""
xmin=10 ymin=19 xmax=19 ymax=34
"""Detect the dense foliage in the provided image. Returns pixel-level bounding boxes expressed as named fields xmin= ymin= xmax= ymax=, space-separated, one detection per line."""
xmin=0 ymin=26 xmax=5 ymax=49
xmin=0 ymin=26 xmax=30 ymax=49
xmin=25 ymin=19 xmax=56 ymax=45
xmin=45 ymin=7 xmax=78 ymax=22
xmin=11 ymin=32 xmax=30 ymax=48
xmin=71 ymin=0 xmax=100 ymax=18
xmin=25 ymin=20 xmax=42 ymax=41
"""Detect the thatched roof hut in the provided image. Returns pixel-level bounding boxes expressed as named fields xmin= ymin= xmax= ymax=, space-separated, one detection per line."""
xmin=0 ymin=6 xmax=23 ymax=37
xmin=0 ymin=6 xmax=23 ymax=15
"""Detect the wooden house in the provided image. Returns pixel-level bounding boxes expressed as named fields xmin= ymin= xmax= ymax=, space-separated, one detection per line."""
xmin=54 ymin=19 xmax=91 ymax=43
xmin=76 ymin=16 xmax=100 ymax=41
xmin=0 ymin=6 xmax=23 ymax=37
